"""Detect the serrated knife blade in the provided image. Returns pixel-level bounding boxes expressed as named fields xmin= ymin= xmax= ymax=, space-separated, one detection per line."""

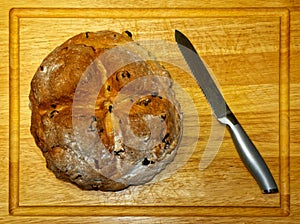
xmin=175 ymin=29 xmax=278 ymax=194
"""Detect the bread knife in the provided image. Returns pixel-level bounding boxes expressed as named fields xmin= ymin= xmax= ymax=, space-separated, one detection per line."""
xmin=175 ymin=30 xmax=278 ymax=194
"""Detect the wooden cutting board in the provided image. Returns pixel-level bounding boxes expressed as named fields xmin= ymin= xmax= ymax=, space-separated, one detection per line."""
xmin=1 ymin=1 xmax=300 ymax=223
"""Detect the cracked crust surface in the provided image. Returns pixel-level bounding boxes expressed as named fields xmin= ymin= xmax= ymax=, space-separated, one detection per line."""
xmin=30 ymin=30 xmax=182 ymax=191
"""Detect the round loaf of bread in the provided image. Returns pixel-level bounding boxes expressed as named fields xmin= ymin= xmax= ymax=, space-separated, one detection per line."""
xmin=29 ymin=30 xmax=182 ymax=191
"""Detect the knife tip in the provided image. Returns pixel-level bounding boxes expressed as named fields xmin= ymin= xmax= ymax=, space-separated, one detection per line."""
xmin=174 ymin=29 xmax=181 ymax=35
xmin=174 ymin=29 xmax=183 ymax=41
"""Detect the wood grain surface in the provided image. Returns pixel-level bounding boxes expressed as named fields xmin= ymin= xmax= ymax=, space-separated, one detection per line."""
xmin=1 ymin=1 xmax=300 ymax=223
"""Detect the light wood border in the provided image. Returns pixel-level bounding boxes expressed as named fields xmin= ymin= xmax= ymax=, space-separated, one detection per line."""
xmin=9 ymin=7 xmax=290 ymax=217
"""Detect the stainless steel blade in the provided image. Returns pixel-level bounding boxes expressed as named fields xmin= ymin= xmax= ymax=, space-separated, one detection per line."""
xmin=175 ymin=30 xmax=228 ymax=119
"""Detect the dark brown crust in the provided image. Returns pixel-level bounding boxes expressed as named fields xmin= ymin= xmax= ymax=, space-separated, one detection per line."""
xmin=30 ymin=31 xmax=182 ymax=191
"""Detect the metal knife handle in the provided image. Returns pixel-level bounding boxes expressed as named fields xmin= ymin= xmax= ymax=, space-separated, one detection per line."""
xmin=219 ymin=113 xmax=279 ymax=194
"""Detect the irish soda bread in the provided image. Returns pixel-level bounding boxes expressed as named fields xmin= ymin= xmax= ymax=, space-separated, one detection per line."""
xmin=29 ymin=30 xmax=182 ymax=191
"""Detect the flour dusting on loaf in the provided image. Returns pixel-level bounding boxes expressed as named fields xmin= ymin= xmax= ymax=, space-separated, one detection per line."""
xmin=30 ymin=30 xmax=182 ymax=191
